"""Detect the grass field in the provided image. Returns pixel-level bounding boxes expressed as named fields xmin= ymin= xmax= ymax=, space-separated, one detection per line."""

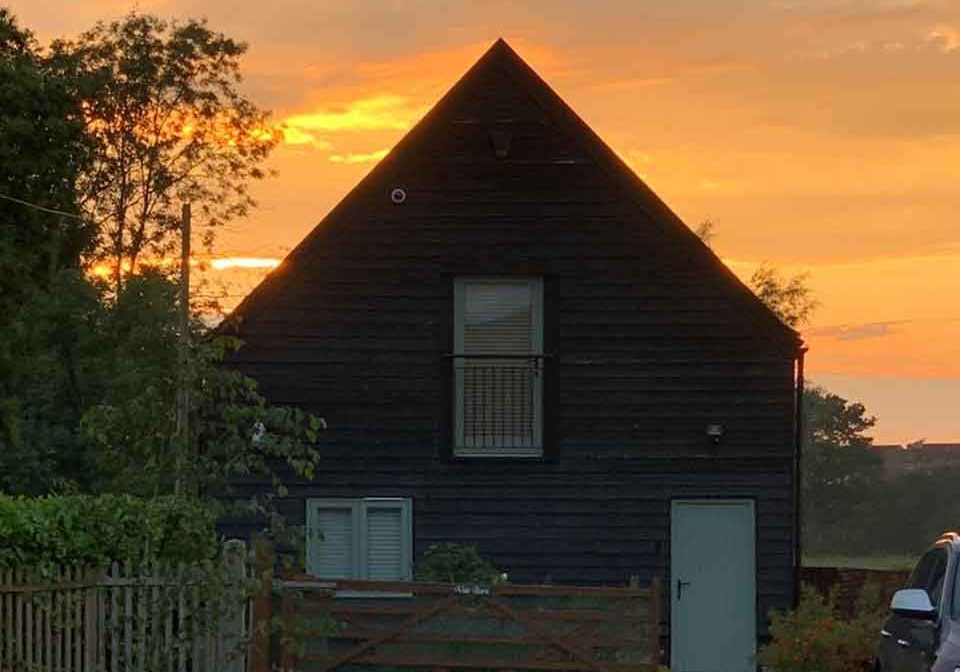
xmin=803 ymin=554 xmax=918 ymax=570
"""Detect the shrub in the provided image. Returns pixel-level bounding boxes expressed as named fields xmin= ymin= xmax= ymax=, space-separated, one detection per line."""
xmin=758 ymin=583 xmax=888 ymax=672
xmin=414 ymin=543 xmax=505 ymax=584
xmin=0 ymin=494 xmax=219 ymax=568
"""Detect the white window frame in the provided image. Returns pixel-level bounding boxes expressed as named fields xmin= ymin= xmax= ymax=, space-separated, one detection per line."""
xmin=453 ymin=277 xmax=544 ymax=457
xmin=305 ymin=497 xmax=413 ymax=582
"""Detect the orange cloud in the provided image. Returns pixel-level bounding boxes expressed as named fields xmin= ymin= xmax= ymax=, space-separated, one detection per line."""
xmin=271 ymin=39 xmax=569 ymax=152
xmin=927 ymin=24 xmax=960 ymax=52
xmin=328 ymin=148 xmax=389 ymax=164
xmin=283 ymin=95 xmax=423 ymax=135
xmin=274 ymin=94 xmax=427 ymax=152
xmin=277 ymin=127 xmax=333 ymax=148
xmin=722 ymin=252 xmax=960 ymax=379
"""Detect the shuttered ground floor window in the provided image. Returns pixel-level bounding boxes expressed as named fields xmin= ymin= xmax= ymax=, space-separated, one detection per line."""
xmin=306 ymin=498 xmax=413 ymax=581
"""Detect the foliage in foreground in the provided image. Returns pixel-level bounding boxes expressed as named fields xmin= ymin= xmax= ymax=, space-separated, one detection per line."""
xmin=0 ymin=495 xmax=255 ymax=670
xmin=801 ymin=385 xmax=880 ymax=554
xmin=0 ymin=270 xmax=322 ymax=499
xmin=0 ymin=9 xmax=92 ymax=318
xmin=0 ymin=494 xmax=218 ymax=567
xmin=758 ymin=584 xmax=887 ymax=672
xmin=415 ymin=543 xmax=506 ymax=584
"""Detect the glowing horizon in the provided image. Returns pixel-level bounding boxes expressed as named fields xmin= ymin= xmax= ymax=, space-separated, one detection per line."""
xmin=89 ymin=256 xmax=282 ymax=278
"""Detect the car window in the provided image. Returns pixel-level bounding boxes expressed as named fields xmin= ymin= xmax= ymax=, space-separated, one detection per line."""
xmin=908 ymin=547 xmax=949 ymax=606
xmin=953 ymin=554 xmax=960 ymax=619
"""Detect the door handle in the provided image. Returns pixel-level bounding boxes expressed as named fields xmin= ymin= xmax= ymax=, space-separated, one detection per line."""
xmin=676 ymin=579 xmax=691 ymax=600
xmin=880 ymin=629 xmax=892 ymax=638
xmin=896 ymin=639 xmax=910 ymax=648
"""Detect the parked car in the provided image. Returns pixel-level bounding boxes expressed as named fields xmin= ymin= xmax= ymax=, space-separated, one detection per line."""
xmin=877 ymin=532 xmax=960 ymax=672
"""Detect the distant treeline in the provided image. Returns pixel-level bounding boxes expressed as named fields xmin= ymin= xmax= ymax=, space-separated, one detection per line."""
xmin=804 ymin=463 xmax=960 ymax=556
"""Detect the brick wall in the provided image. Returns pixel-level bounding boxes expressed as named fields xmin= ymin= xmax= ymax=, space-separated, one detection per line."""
xmin=799 ymin=567 xmax=910 ymax=618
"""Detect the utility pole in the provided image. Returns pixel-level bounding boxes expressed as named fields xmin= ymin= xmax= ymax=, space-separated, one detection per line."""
xmin=175 ymin=202 xmax=191 ymax=496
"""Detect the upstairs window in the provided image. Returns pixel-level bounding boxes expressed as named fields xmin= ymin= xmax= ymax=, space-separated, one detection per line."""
xmin=306 ymin=498 xmax=412 ymax=581
xmin=453 ymin=278 xmax=543 ymax=457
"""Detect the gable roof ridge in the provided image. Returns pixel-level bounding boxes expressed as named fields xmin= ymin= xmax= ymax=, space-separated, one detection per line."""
xmin=488 ymin=40 xmax=801 ymax=347
xmin=227 ymin=39 xmax=802 ymax=350
xmin=222 ymin=42 xmax=511 ymax=331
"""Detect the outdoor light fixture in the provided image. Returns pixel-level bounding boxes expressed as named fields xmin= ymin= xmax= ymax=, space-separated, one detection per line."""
xmin=706 ymin=423 xmax=725 ymax=444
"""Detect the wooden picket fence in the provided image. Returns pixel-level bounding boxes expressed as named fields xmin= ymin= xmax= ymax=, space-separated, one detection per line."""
xmin=0 ymin=543 xmax=249 ymax=672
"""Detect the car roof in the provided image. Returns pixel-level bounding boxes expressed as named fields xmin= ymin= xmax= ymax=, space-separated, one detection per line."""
xmin=934 ymin=531 xmax=960 ymax=549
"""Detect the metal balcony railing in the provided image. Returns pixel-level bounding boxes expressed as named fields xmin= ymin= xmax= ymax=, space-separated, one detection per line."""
xmin=451 ymin=354 xmax=544 ymax=456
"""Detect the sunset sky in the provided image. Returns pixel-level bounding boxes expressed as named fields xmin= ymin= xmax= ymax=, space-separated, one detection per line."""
xmin=13 ymin=0 xmax=959 ymax=444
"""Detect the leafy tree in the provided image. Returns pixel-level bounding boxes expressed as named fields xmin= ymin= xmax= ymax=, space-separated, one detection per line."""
xmin=692 ymin=220 xmax=816 ymax=327
xmin=693 ymin=219 xmax=716 ymax=247
xmin=0 ymin=271 xmax=106 ymax=493
xmin=0 ymin=12 xmax=311 ymax=517
xmin=801 ymin=386 xmax=881 ymax=553
xmin=0 ymin=8 xmax=90 ymax=460
xmin=49 ymin=12 xmax=279 ymax=291
xmin=863 ymin=468 xmax=960 ymax=555
xmin=750 ymin=263 xmax=818 ymax=329
xmin=81 ymin=272 xmax=325 ymax=496
xmin=0 ymin=9 xmax=92 ymax=313
xmin=0 ymin=271 xmax=322 ymax=498
xmin=690 ymin=220 xmax=892 ymax=555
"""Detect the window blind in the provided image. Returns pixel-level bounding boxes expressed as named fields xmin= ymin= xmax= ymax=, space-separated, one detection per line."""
xmin=366 ymin=506 xmax=405 ymax=581
xmin=310 ymin=506 xmax=355 ymax=579
xmin=462 ymin=282 xmax=537 ymax=355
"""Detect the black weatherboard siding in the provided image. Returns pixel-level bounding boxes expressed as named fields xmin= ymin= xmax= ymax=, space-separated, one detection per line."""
xmin=223 ymin=40 xmax=803 ymax=644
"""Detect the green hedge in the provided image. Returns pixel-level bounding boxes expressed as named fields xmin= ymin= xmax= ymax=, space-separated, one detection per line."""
xmin=0 ymin=494 xmax=219 ymax=567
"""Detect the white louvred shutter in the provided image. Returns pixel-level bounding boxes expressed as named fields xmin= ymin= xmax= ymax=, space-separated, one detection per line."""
xmin=311 ymin=506 xmax=355 ymax=578
xmin=365 ymin=504 xmax=406 ymax=580
xmin=462 ymin=282 xmax=536 ymax=355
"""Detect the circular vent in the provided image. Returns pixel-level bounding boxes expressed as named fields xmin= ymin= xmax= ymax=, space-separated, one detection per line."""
xmin=390 ymin=187 xmax=407 ymax=204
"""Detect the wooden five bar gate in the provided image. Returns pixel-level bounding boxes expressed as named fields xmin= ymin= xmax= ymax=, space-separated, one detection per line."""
xmin=263 ymin=576 xmax=662 ymax=672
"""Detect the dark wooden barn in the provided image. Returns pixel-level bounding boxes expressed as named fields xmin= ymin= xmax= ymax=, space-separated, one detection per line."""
xmin=223 ymin=39 xmax=805 ymax=672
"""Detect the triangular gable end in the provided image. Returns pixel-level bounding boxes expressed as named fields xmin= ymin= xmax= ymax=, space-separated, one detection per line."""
xmin=226 ymin=39 xmax=802 ymax=353
xmin=486 ymin=40 xmax=802 ymax=348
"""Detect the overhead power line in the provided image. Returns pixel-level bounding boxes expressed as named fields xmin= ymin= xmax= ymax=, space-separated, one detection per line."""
xmin=0 ymin=191 xmax=86 ymax=220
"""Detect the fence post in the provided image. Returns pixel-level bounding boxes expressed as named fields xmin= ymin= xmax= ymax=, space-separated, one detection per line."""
xmin=221 ymin=540 xmax=248 ymax=672
xmin=1 ymin=568 xmax=9 ymax=671
xmin=280 ymin=594 xmax=296 ymax=672
xmin=84 ymin=567 xmax=100 ymax=672
xmin=249 ymin=536 xmax=274 ymax=672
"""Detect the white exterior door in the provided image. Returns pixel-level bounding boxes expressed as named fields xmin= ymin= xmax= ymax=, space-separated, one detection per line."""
xmin=670 ymin=499 xmax=756 ymax=672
